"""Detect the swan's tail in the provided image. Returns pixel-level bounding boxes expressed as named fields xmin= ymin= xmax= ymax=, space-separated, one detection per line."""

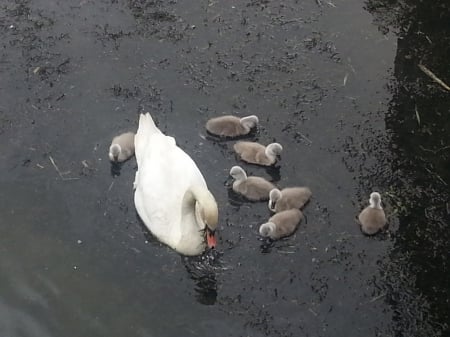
xmin=135 ymin=113 xmax=162 ymax=165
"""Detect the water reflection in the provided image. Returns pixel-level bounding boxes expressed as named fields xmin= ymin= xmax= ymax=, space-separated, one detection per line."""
xmin=110 ymin=162 xmax=122 ymax=177
xmin=365 ymin=0 xmax=450 ymax=334
xmin=182 ymin=251 xmax=221 ymax=306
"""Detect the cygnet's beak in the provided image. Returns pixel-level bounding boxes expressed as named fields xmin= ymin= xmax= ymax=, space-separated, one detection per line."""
xmin=269 ymin=200 xmax=275 ymax=210
xmin=224 ymin=176 xmax=233 ymax=187
xmin=205 ymin=227 xmax=217 ymax=249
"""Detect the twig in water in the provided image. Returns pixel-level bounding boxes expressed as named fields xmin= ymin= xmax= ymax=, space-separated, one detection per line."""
xmin=418 ymin=64 xmax=450 ymax=92
xmin=414 ymin=105 xmax=421 ymax=126
xmin=277 ymin=250 xmax=295 ymax=254
xmin=370 ymin=293 xmax=386 ymax=303
xmin=49 ymin=156 xmax=79 ymax=181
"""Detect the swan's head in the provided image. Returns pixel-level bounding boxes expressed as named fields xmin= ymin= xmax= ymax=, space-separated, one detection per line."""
xmin=200 ymin=203 xmax=219 ymax=249
xmin=240 ymin=115 xmax=259 ymax=131
xmin=229 ymin=166 xmax=247 ymax=182
xmin=268 ymin=188 xmax=282 ymax=211
xmin=109 ymin=144 xmax=121 ymax=162
xmin=266 ymin=143 xmax=283 ymax=157
xmin=369 ymin=192 xmax=382 ymax=209
xmin=259 ymin=222 xmax=276 ymax=238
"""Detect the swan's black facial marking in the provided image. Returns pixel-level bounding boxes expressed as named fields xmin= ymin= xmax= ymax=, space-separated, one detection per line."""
xmin=205 ymin=227 xmax=216 ymax=249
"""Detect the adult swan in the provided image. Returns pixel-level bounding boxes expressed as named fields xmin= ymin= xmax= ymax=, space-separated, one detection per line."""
xmin=134 ymin=113 xmax=219 ymax=256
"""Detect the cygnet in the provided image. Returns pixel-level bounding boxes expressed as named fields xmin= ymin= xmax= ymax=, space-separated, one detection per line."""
xmin=259 ymin=209 xmax=303 ymax=240
xmin=268 ymin=187 xmax=312 ymax=212
xmin=206 ymin=115 xmax=259 ymax=137
xmin=109 ymin=132 xmax=135 ymax=163
xmin=358 ymin=192 xmax=387 ymax=235
xmin=229 ymin=166 xmax=276 ymax=201
xmin=233 ymin=141 xmax=283 ymax=166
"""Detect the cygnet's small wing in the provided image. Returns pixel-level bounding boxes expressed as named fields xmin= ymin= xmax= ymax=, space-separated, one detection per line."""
xmin=275 ymin=187 xmax=312 ymax=212
xmin=358 ymin=207 xmax=386 ymax=235
xmin=239 ymin=176 xmax=276 ymax=201
xmin=269 ymin=209 xmax=303 ymax=239
xmin=206 ymin=115 xmax=243 ymax=137
xmin=234 ymin=141 xmax=268 ymax=165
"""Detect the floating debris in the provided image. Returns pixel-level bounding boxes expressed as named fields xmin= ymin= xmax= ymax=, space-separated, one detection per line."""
xmin=418 ymin=64 xmax=450 ymax=92
xmin=49 ymin=155 xmax=79 ymax=181
xmin=414 ymin=105 xmax=421 ymax=126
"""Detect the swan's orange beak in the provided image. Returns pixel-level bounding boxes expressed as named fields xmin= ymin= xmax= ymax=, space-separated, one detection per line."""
xmin=206 ymin=228 xmax=216 ymax=249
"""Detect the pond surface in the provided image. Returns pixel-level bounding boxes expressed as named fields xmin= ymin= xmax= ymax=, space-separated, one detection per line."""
xmin=0 ymin=0 xmax=448 ymax=336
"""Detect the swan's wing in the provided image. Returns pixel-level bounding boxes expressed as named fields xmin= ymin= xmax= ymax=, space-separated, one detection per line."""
xmin=135 ymin=113 xmax=163 ymax=167
xmin=134 ymin=132 xmax=206 ymax=244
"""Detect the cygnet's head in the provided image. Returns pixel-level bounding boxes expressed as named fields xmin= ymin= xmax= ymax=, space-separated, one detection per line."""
xmin=109 ymin=144 xmax=121 ymax=161
xmin=369 ymin=192 xmax=382 ymax=208
xmin=259 ymin=222 xmax=276 ymax=237
xmin=268 ymin=188 xmax=282 ymax=210
xmin=266 ymin=143 xmax=283 ymax=156
xmin=240 ymin=115 xmax=259 ymax=131
xmin=229 ymin=166 xmax=247 ymax=181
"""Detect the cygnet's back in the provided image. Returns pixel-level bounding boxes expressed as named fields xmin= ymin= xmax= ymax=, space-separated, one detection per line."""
xmin=230 ymin=166 xmax=275 ymax=201
xmin=109 ymin=132 xmax=135 ymax=162
xmin=233 ymin=141 xmax=282 ymax=166
xmin=206 ymin=115 xmax=258 ymax=137
xmin=259 ymin=209 xmax=303 ymax=240
xmin=270 ymin=187 xmax=312 ymax=212
xmin=358 ymin=192 xmax=386 ymax=235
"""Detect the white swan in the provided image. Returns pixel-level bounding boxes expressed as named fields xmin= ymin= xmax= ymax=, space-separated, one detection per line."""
xmin=358 ymin=192 xmax=386 ymax=235
xmin=109 ymin=132 xmax=135 ymax=162
xmin=134 ymin=113 xmax=219 ymax=256
xmin=206 ymin=115 xmax=259 ymax=137
xmin=233 ymin=141 xmax=283 ymax=166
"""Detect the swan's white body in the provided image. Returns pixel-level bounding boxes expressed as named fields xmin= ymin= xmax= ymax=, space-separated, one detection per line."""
xmin=134 ymin=113 xmax=218 ymax=256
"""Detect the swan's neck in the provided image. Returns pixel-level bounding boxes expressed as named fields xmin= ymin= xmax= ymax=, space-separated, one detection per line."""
xmin=240 ymin=116 xmax=257 ymax=131
xmin=182 ymin=189 xmax=201 ymax=229
xmin=182 ymin=186 xmax=217 ymax=230
xmin=265 ymin=147 xmax=276 ymax=161
xmin=234 ymin=171 xmax=247 ymax=184
xmin=370 ymin=199 xmax=382 ymax=209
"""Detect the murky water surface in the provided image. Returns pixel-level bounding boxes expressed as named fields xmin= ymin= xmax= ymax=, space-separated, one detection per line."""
xmin=1 ymin=0 xmax=448 ymax=336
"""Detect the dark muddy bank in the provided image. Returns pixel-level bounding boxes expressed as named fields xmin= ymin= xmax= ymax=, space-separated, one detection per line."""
xmin=0 ymin=0 xmax=448 ymax=336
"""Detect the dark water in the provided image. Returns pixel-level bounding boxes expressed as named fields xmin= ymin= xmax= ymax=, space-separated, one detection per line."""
xmin=0 ymin=0 xmax=448 ymax=336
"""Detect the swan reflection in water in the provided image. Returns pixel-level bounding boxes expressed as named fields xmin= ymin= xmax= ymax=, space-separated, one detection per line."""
xmin=182 ymin=249 xmax=222 ymax=306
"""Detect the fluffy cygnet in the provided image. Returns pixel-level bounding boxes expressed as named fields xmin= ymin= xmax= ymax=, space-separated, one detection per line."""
xmin=268 ymin=187 xmax=312 ymax=212
xmin=109 ymin=132 xmax=135 ymax=163
xmin=358 ymin=192 xmax=387 ymax=235
xmin=259 ymin=209 xmax=303 ymax=240
xmin=229 ymin=166 xmax=276 ymax=201
xmin=233 ymin=141 xmax=283 ymax=166
xmin=206 ymin=115 xmax=259 ymax=137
